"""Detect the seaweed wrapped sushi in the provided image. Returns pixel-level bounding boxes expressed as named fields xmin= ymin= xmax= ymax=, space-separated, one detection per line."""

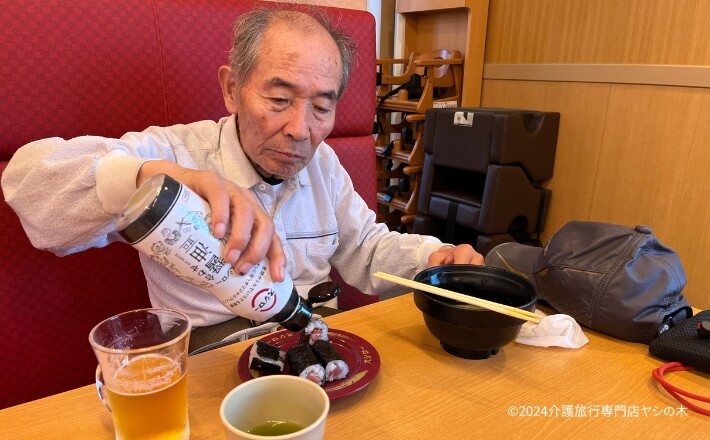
xmin=311 ymin=339 xmax=349 ymax=382
xmin=248 ymin=340 xmax=286 ymax=373
xmin=286 ymin=344 xmax=325 ymax=385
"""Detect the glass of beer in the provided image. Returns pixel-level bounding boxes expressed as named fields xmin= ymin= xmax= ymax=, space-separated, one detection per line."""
xmin=89 ymin=308 xmax=191 ymax=440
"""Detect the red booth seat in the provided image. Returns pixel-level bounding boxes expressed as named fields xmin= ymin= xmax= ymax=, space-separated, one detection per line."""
xmin=0 ymin=0 xmax=377 ymax=409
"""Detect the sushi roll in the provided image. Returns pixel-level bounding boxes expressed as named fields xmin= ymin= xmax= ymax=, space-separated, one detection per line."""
xmin=248 ymin=340 xmax=286 ymax=373
xmin=299 ymin=318 xmax=329 ymax=345
xmin=286 ymin=344 xmax=325 ymax=385
xmin=311 ymin=339 xmax=349 ymax=382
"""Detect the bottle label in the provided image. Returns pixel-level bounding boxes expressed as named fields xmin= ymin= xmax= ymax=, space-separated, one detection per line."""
xmin=124 ymin=176 xmax=292 ymax=322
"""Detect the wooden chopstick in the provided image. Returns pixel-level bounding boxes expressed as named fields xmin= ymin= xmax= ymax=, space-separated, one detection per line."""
xmin=373 ymin=271 xmax=541 ymax=324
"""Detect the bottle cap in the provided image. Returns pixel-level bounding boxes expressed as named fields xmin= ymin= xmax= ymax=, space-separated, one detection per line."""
xmin=268 ymin=289 xmax=313 ymax=331
xmin=116 ymin=174 xmax=182 ymax=244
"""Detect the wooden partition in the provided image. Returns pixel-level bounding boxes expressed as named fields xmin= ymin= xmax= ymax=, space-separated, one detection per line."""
xmin=481 ymin=0 xmax=710 ymax=308
xmin=395 ymin=0 xmax=489 ymax=105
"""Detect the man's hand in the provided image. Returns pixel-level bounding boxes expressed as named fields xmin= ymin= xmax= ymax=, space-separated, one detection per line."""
xmin=427 ymin=244 xmax=483 ymax=267
xmin=137 ymin=161 xmax=285 ymax=281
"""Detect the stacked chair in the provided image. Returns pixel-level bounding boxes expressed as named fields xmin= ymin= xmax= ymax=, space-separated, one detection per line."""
xmin=413 ymin=108 xmax=560 ymax=254
xmin=376 ymin=49 xmax=464 ymax=114
xmin=374 ymin=49 xmax=464 ymax=231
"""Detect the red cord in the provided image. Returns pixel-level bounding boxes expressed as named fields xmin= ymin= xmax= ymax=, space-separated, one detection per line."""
xmin=652 ymin=362 xmax=710 ymax=416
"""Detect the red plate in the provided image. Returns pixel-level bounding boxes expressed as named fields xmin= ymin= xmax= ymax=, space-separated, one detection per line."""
xmin=237 ymin=328 xmax=380 ymax=400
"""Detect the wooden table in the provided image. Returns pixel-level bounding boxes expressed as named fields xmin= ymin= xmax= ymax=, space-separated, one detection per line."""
xmin=1 ymin=294 xmax=707 ymax=439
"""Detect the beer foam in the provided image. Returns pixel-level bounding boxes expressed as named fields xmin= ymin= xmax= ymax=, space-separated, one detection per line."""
xmin=112 ymin=354 xmax=181 ymax=395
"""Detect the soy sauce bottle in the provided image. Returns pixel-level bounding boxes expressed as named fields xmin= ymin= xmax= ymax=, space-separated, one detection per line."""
xmin=116 ymin=174 xmax=336 ymax=331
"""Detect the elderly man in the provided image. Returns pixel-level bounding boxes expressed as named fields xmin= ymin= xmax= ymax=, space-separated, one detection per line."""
xmin=1 ymin=6 xmax=482 ymax=349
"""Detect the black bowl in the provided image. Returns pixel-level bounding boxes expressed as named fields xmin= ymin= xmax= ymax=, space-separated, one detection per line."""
xmin=413 ymin=265 xmax=537 ymax=359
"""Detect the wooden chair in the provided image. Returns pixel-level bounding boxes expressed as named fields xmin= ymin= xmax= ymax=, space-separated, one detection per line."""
xmin=376 ymin=49 xmax=464 ymax=114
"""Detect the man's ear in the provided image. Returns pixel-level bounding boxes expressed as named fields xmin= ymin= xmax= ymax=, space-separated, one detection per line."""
xmin=218 ymin=65 xmax=238 ymax=114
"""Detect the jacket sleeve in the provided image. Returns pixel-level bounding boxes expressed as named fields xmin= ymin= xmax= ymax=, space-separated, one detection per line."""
xmin=1 ymin=128 xmax=181 ymax=255
xmin=324 ymin=150 xmax=443 ymax=296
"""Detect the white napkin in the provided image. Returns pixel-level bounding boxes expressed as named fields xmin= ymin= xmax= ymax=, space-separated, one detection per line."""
xmin=515 ymin=310 xmax=589 ymax=349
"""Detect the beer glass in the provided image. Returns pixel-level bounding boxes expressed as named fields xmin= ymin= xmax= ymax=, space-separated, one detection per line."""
xmin=89 ymin=308 xmax=191 ymax=440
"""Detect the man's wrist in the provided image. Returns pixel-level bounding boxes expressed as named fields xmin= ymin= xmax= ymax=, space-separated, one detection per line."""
xmin=416 ymin=239 xmax=445 ymax=269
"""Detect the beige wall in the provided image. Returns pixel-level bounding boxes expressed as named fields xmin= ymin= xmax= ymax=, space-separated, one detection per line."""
xmin=481 ymin=0 xmax=710 ymax=308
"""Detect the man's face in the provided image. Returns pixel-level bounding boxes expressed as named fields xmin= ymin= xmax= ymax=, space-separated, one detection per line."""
xmin=232 ymin=21 xmax=342 ymax=178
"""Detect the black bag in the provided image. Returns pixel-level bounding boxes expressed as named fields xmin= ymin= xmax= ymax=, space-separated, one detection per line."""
xmin=650 ymin=310 xmax=710 ymax=373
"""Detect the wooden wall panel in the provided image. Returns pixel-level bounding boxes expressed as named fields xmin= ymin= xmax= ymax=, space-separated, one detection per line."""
xmin=402 ymin=9 xmax=469 ymax=55
xmin=594 ymin=86 xmax=710 ymax=225
xmin=486 ymin=0 xmax=710 ymax=64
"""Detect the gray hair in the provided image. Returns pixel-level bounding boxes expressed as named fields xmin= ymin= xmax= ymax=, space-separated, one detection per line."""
xmin=228 ymin=7 xmax=357 ymax=99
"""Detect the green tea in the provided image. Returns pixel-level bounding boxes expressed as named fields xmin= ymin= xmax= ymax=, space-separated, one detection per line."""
xmin=248 ymin=420 xmax=305 ymax=436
